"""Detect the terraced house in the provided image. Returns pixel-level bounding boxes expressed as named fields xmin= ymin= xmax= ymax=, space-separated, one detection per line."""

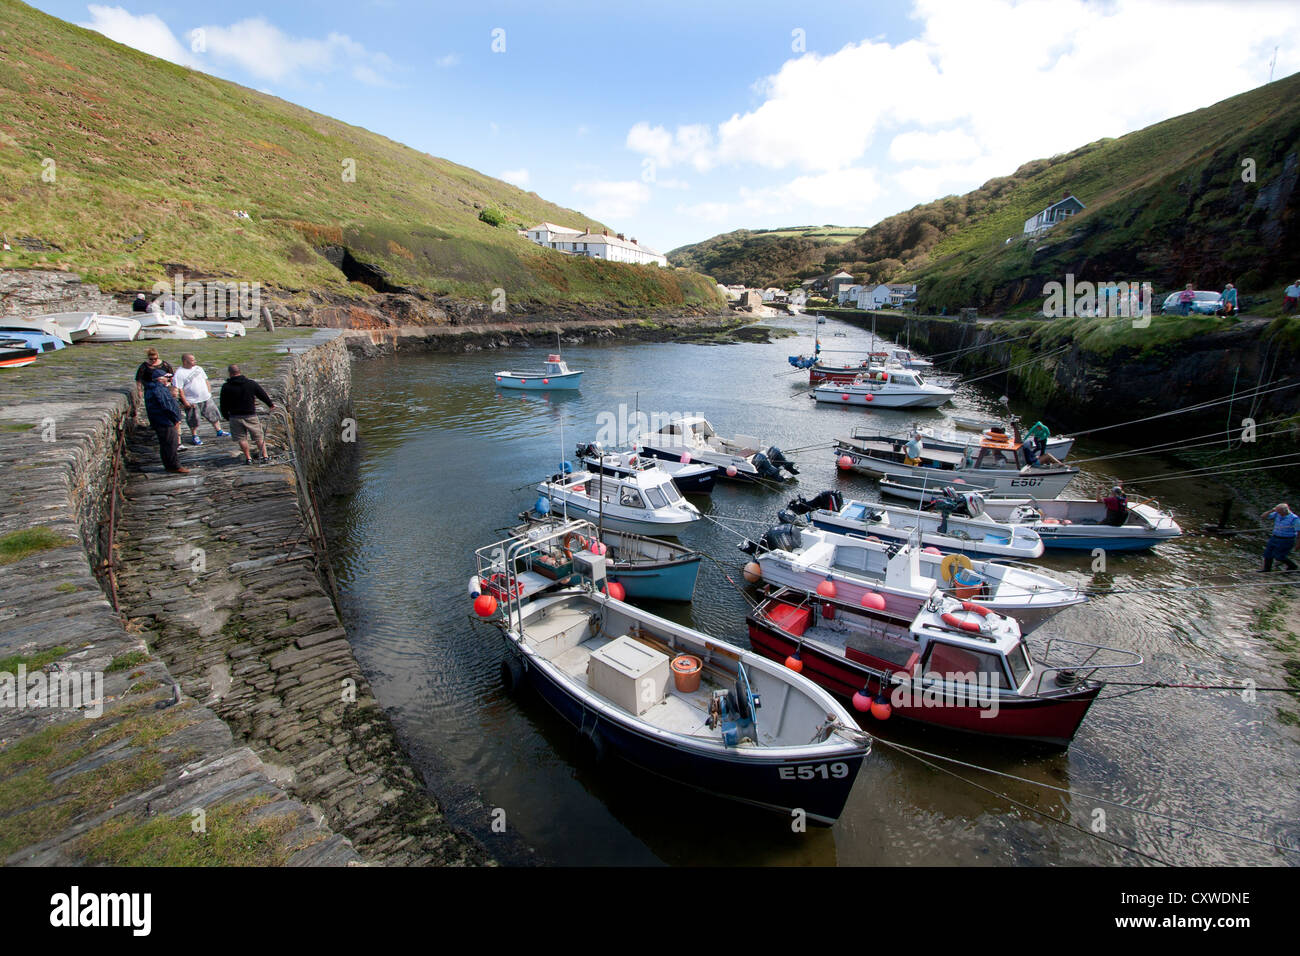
xmin=522 ymin=222 xmax=669 ymax=266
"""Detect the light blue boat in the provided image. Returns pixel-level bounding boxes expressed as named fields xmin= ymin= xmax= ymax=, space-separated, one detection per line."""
xmin=495 ymin=354 xmax=582 ymax=390
xmin=0 ymin=329 xmax=67 ymax=353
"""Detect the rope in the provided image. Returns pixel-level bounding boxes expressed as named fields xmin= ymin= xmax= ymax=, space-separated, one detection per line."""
xmin=874 ymin=737 xmax=1299 ymax=857
xmin=1067 ymin=415 xmax=1296 ymax=465
xmin=949 ymin=345 xmax=1071 ymax=387
xmin=1122 ymin=451 xmax=1300 ymax=485
xmin=1067 ymin=378 xmax=1298 ymax=438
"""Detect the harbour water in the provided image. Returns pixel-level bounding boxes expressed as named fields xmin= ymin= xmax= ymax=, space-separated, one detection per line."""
xmin=325 ymin=314 xmax=1299 ymax=866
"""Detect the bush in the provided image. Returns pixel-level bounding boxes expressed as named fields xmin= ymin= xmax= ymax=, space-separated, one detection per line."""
xmin=478 ymin=208 xmax=506 ymax=227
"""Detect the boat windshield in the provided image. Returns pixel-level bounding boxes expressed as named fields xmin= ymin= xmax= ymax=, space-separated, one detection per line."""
xmin=925 ymin=642 xmax=1009 ymax=690
xmin=661 ymin=482 xmax=683 ymax=504
xmin=644 ymin=487 xmax=668 ymax=509
xmin=1007 ymin=641 xmax=1031 ymax=688
xmin=619 ymin=489 xmax=646 ymax=509
xmin=894 ymin=373 xmax=919 ymax=386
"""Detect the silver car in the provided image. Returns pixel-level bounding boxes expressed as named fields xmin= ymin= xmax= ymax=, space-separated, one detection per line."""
xmin=1161 ymin=290 xmax=1222 ymax=315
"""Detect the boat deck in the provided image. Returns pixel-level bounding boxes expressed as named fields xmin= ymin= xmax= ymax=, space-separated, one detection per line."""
xmin=800 ymin=615 xmax=919 ymax=670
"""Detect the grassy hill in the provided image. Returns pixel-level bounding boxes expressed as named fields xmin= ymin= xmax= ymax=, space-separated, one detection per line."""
xmin=0 ymin=0 xmax=722 ymax=314
xmin=671 ymin=72 xmax=1300 ymax=313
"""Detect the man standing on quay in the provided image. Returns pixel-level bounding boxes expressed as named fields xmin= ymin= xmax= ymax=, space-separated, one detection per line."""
xmin=144 ymin=369 xmax=188 ymax=474
xmin=1260 ymin=503 xmax=1298 ymax=572
xmin=219 ymin=364 xmax=276 ymax=464
xmin=172 ymin=352 xmax=228 ymax=445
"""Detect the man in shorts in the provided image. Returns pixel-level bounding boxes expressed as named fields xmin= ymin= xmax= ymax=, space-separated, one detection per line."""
xmin=218 ymin=364 xmax=276 ymax=464
xmin=172 ymin=353 xmax=228 ymax=445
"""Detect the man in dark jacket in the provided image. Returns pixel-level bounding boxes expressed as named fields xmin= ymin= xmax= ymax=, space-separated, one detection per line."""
xmin=218 ymin=364 xmax=276 ymax=464
xmin=144 ymin=369 xmax=187 ymax=474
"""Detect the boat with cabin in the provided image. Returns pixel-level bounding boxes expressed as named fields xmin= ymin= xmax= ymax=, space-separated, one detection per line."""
xmin=636 ymin=416 xmax=799 ymax=483
xmin=949 ymin=491 xmax=1182 ymax=551
xmin=813 ymin=367 xmax=953 ymax=408
xmin=473 ymin=521 xmax=870 ymax=823
xmin=743 ymin=524 xmax=1085 ymax=633
xmin=574 ymin=441 xmax=718 ymax=495
xmin=536 ymin=464 xmax=701 ymax=536
xmin=834 ymin=428 xmax=1078 ymax=498
xmin=912 ymin=420 xmax=1075 ymax=460
xmin=747 ymin=586 xmax=1139 ymax=747
xmin=784 ymin=489 xmax=1045 ymax=561
xmin=495 ymin=353 xmax=583 ymax=390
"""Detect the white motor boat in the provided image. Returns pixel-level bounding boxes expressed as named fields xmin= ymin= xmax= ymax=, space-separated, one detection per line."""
xmin=84 ymin=314 xmax=142 ymax=342
xmin=43 ymin=312 xmax=100 ymax=342
xmin=784 ymin=489 xmax=1045 ymax=561
xmin=744 ymin=524 xmax=1085 ymax=633
xmin=911 ymin=422 xmax=1075 ymax=460
xmin=186 ymin=320 xmax=247 ymax=337
xmin=972 ymin=496 xmax=1182 ymax=552
xmin=536 ymin=465 xmax=701 ymax=536
xmin=636 ymin=416 xmax=799 ymax=483
xmin=814 ymin=367 xmax=953 ymax=408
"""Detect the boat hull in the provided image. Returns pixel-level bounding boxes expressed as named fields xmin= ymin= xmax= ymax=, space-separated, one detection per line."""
xmin=583 ymin=456 xmax=717 ymax=495
xmin=509 ymin=642 xmax=865 ymax=823
xmin=814 ymin=387 xmax=951 ymax=408
xmin=808 ymin=506 xmax=1044 ymax=561
xmin=0 ymin=347 xmax=39 ymax=368
xmin=546 ymin=499 xmax=697 ymax=537
xmin=746 ymin=620 xmax=1097 ymax=747
xmin=843 ymin=451 xmax=1078 ymax=499
xmin=496 ymin=371 xmax=582 ymax=390
xmin=639 ymin=446 xmax=761 ymax=483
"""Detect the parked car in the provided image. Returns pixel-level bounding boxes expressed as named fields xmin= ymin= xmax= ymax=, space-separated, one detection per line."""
xmin=1161 ymin=290 xmax=1221 ymax=315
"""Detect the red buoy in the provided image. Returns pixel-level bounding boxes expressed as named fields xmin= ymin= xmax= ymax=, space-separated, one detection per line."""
xmin=864 ymin=393 xmax=874 ymax=402
xmin=603 ymin=581 xmax=626 ymax=601
xmin=473 ymin=594 xmax=498 ymax=617
xmin=861 ymin=592 xmax=886 ymax=610
xmin=923 ymin=546 xmax=942 ymax=555
xmin=841 ymin=393 xmax=851 ymax=401
xmin=726 ymin=466 xmax=738 ymax=477
xmin=543 ymin=378 xmax=550 ymax=385
xmin=852 ymin=688 xmax=872 ymax=712
xmin=870 ymin=694 xmax=893 ymax=720
xmin=816 ymin=577 xmax=837 ymax=598
xmin=837 ymin=454 xmax=853 ymax=470
xmin=784 ymin=651 xmax=804 ymax=673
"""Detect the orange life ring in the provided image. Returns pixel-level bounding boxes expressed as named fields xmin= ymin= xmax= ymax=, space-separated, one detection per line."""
xmin=562 ymin=532 xmax=588 ymax=559
xmin=941 ymin=611 xmax=984 ymax=633
xmin=960 ymin=600 xmax=991 ymax=616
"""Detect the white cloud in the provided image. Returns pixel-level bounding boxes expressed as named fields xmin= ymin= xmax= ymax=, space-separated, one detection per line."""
xmin=80 ymin=8 xmax=396 ymax=87
xmin=501 ymin=168 xmax=530 ymax=188
xmin=625 ymin=122 xmax=715 ymax=171
xmin=888 ymin=129 xmax=981 ymax=165
xmin=435 ymin=53 xmax=460 ymax=68
xmin=572 ymin=180 xmax=652 ymax=222
xmin=80 ymin=6 xmax=200 ymax=67
xmin=656 ymin=178 xmax=690 ymax=190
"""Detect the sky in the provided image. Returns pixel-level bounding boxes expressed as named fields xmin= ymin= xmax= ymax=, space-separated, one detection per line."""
xmin=30 ymin=0 xmax=1300 ymax=252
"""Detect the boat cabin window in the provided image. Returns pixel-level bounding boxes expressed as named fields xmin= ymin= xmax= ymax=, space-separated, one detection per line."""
xmin=661 ymin=482 xmax=682 ymax=504
xmin=924 ymin=641 xmax=1009 ymax=689
xmin=1006 ymin=641 xmax=1031 ymax=688
xmin=644 ymin=487 xmax=668 ymax=509
xmin=620 ymin=489 xmax=646 ymax=508
xmin=893 ymin=372 xmax=919 ymax=386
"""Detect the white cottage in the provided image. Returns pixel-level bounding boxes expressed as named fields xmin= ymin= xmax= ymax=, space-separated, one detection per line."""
xmin=523 ymin=223 xmax=668 ymax=266
xmin=1023 ymin=195 xmax=1085 ymax=236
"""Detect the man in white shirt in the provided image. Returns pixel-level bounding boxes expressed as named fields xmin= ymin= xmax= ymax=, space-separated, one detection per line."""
xmin=172 ymin=353 xmax=228 ymax=445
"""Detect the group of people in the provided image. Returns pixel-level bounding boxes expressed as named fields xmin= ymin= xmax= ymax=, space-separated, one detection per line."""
xmin=1174 ymin=282 xmax=1238 ymax=316
xmin=135 ymin=347 xmax=276 ymax=474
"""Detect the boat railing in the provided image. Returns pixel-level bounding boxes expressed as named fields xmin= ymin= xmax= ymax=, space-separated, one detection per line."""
xmin=1024 ymin=637 xmax=1143 ymax=697
xmin=474 ymin=518 xmax=601 ymax=632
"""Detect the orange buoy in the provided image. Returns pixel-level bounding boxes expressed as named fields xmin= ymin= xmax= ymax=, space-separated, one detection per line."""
xmin=861 ymin=592 xmax=886 ymax=610
xmin=837 ymin=455 xmax=853 ymax=470
xmin=473 ymin=594 xmax=498 ymax=617
xmin=743 ymin=561 xmax=762 ymax=583
xmin=816 ymin=577 xmax=838 ymax=598
xmin=784 ymin=651 xmax=804 ymax=673
xmin=603 ymin=581 xmax=626 ymax=601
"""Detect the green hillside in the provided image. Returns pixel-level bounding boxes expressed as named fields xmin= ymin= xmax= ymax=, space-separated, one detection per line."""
xmin=0 ymin=0 xmax=722 ymax=314
xmin=671 ymin=72 xmax=1300 ymax=313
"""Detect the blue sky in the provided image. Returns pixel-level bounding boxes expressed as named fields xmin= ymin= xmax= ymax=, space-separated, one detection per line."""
xmin=32 ymin=0 xmax=1300 ymax=252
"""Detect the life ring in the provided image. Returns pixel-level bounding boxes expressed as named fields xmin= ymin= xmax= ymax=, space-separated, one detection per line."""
xmin=959 ymin=600 xmax=990 ymax=615
xmin=562 ymin=531 xmax=588 ymax=559
xmin=485 ymin=573 xmax=524 ymax=601
xmin=939 ymin=552 xmax=973 ymax=584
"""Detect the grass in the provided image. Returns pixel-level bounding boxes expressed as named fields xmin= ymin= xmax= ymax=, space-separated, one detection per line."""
xmin=0 ymin=526 xmax=75 ymax=566
xmin=106 ymin=650 xmax=150 ymax=673
xmin=0 ymin=422 xmax=34 ymax=431
xmin=0 ymin=645 xmax=69 ymax=673
xmin=0 ymin=0 xmax=722 ymax=314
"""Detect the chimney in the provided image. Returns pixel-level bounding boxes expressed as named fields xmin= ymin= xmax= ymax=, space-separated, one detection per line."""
xmin=603 ymin=229 xmax=608 ymax=236
xmin=617 ymin=233 xmax=625 ymax=240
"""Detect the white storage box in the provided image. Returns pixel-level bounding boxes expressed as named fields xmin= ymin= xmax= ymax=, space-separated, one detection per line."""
xmin=587 ymin=635 xmax=669 ymax=716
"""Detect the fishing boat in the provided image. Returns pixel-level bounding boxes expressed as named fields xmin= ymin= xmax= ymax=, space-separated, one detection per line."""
xmin=636 ymin=416 xmax=799 ymax=483
xmin=536 ymin=464 xmax=701 ymax=536
xmin=834 ymin=429 xmax=1078 ymax=498
xmin=495 ymin=353 xmax=582 ymax=390
xmin=742 ymin=524 xmax=1085 ymax=633
xmin=877 ymin=346 xmax=933 ymax=370
xmin=813 ymin=367 xmax=953 ymax=408
xmin=43 ymin=312 xmax=100 ymax=342
xmin=84 ymin=314 xmax=141 ymax=342
xmin=962 ymin=494 xmax=1182 ymax=551
xmin=0 ymin=318 xmax=72 ymax=348
xmin=912 ymin=421 xmax=1075 ymax=460
xmin=517 ymin=514 xmax=703 ymax=602
xmin=186 ymin=319 xmax=247 ymax=337
xmin=748 ymin=586 xmax=1140 ymax=747
xmin=785 ymin=489 xmax=1045 ymax=561
xmin=473 ymin=521 xmax=871 ymax=823
xmin=574 ymin=441 xmax=718 ymax=495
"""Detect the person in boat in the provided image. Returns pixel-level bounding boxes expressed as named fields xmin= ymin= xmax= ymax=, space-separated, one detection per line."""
xmin=1260 ymin=503 xmax=1298 ymax=573
xmin=1023 ymin=435 xmax=1063 ymax=468
xmin=903 ymin=431 xmax=924 ymax=466
xmin=1097 ymin=485 xmax=1129 ymax=526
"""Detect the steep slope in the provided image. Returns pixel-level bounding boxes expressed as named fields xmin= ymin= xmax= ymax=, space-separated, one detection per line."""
xmin=668 ymin=225 xmax=866 ymax=285
xmin=0 ymin=0 xmax=722 ymax=314
xmin=672 ymin=72 xmax=1300 ymax=312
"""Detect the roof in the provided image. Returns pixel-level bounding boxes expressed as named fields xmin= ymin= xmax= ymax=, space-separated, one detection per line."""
xmin=528 ymin=222 xmax=583 ymax=235
xmin=1036 ymin=195 xmax=1085 ymax=215
xmin=830 ymin=270 xmax=855 ymax=279
xmin=571 ymin=233 xmax=664 ymax=257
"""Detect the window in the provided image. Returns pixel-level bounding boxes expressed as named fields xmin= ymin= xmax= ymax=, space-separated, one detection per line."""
xmin=620 ymin=489 xmax=645 ymax=509
xmin=925 ymin=642 xmax=1008 ymax=690
xmin=1006 ymin=642 xmax=1031 ymax=688
xmin=644 ymin=487 xmax=668 ymax=508
xmin=661 ymin=482 xmax=682 ymax=504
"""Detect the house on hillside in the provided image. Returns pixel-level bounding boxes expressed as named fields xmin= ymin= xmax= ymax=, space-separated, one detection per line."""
xmin=1023 ymin=194 xmax=1085 ymax=237
xmin=828 ymin=270 xmax=857 ymax=298
xmin=862 ymin=282 xmax=918 ymax=308
xmin=789 ymin=289 xmax=809 ymax=307
xmin=836 ymin=284 xmax=865 ymax=307
xmin=738 ymin=290 xmax=764 ymax=311
xmin=523 ymin=223 xmax=668 ymax=266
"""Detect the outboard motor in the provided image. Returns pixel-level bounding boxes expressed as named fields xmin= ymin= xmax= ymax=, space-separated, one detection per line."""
xmin=752 ymin=451 xmax=782 ymax=481
xmin=575 ymin=441 xmax=603 ymax=460
xmin=738 ymin=523 xmax=804 ymax=555
xmin=765 ymin=446 xmax=799 ymax=477
xmin=785 ymin=490 xmax=843 ymax=517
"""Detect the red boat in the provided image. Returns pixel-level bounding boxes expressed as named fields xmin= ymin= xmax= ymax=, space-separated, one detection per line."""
xmin=747 ymin=587 xmax=1141 ymax=747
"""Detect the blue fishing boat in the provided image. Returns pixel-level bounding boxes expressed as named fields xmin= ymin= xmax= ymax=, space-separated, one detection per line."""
xmin=0 ymin=328 xmax=68 ymax=353
xmin=495 ymin=353 xmax=582 ymax=390
xmin=472 ymin=520 xmax=870 ymax=824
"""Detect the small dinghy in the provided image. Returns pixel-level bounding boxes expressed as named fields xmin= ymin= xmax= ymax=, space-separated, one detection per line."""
xmin=0 ymin=329 xmax=66 ymax=353
xmin=473 ymin=521 xmax=871 ymax=823
xmin=742 ymin=524 xmax=1085 ymax=633
xmin=0 ymin=341 xmax=40 ymax=368
xmin=517 ymin=514 xmax=703 ymax=602
xmin=43 ymin=312 xmax=100 ymax=343
xmin=637 ymin=416 xmax=799 ymax=483
xmin=137 ymin=314 xmax=206 ymax=340
xmin=84 ymin=314 xmax=142 ymax=342
xmin=495 ymin=353 xmax=582 ymax=390
xmin=748 ymin=586 xmax=1140 ymax=747
xmin=784 ymin=489 xmax=1045 ymax=561
xmin=813 ymin=367 xmax=953 ymax=408
xmin=186 ymin=319 xmax=247 ymax=337
xmin=536 ymin=463 xmax=701 ymax=536
xmin=574 ymin=441 xmax=717 ymax=495
xmin=0 ymin=316 xmax=74 ymax=346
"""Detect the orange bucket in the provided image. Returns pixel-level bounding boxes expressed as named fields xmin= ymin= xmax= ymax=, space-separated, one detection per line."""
xmin=671 ymin=655 xmax=703 ymax=693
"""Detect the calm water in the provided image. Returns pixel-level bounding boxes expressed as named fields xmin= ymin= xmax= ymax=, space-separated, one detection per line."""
xmin=325 ymin=314 xmax=1299 ymax=866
